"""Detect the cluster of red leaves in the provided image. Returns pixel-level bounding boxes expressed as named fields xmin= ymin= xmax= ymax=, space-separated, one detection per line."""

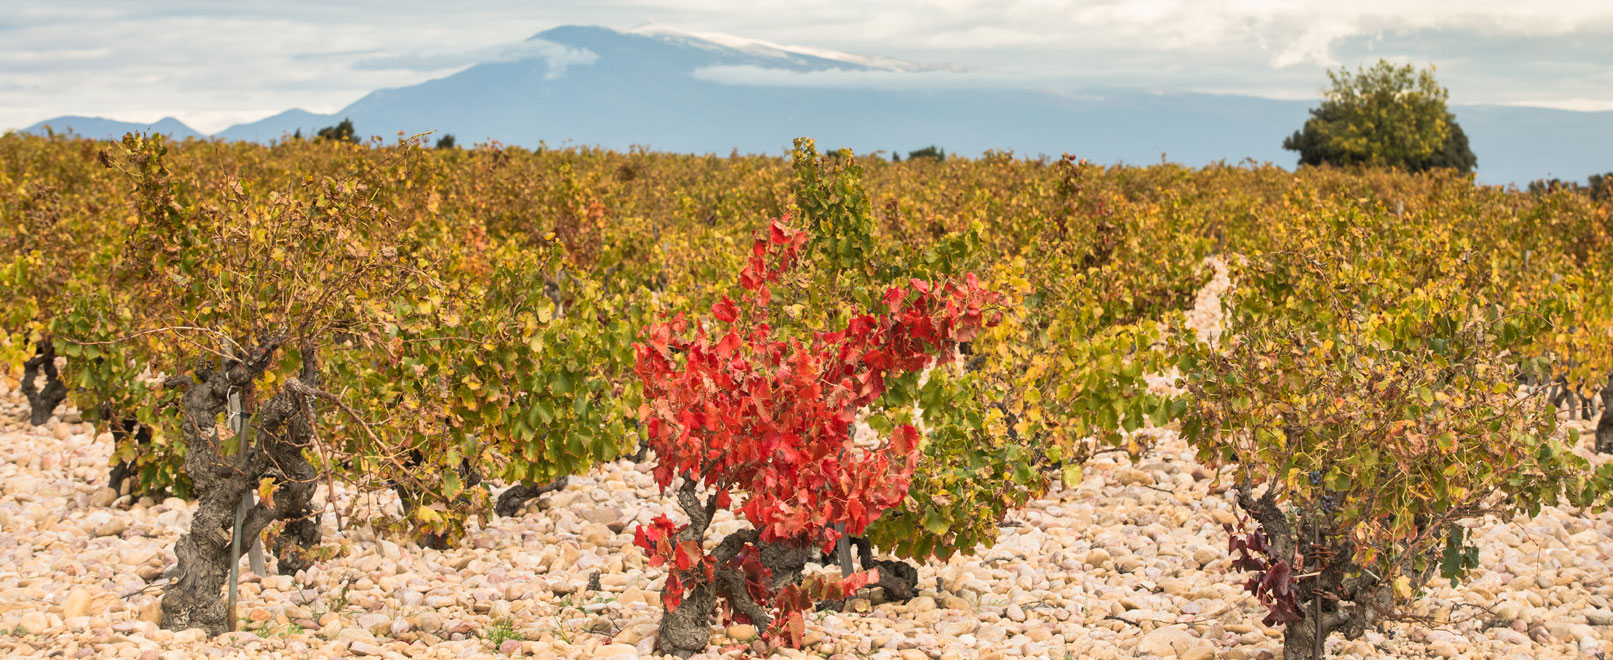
xmin=634 ymin=514 xmax=711 ymax=611
xmin=768 ymin=570 xmax=876 ymax=647
xmin=632 ymin=215 xmax=1002 ymax=647
xmin=1225 ymin=520 xmax=1305 ymax=626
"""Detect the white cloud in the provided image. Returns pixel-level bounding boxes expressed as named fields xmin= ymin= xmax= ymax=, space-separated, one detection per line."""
xmin=1506 ymin=98 xmax=1613 ymax=112
xmin=353 ymin=39 xmax=598 ymax=78
xmin=692 ymin=65 xmax=1003 ymax=88
xmin=1 ymin=1 xmax=1610 ymax=132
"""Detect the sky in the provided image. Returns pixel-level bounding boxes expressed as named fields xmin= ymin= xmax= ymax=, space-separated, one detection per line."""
xmin=4 ymin=0 xmax=1612 ymax=133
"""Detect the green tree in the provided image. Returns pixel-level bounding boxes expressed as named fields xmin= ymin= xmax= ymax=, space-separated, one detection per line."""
xmin=907 ymin=145 xmax=945 ymax=162
xmin=1284 ymin=60 xmax=1476 ymax=173
xmin=435 ymin=133 xmax=456 ymax=149
xmin=316 ymin=118 xmax=357 ymax=143
xmin=1588 ymin=172 xmax=1612 ymax=201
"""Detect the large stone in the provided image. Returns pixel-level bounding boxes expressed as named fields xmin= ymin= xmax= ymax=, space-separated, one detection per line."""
xmin=18 ymin=611 xmax=48 ymax=634
xmin=1492 ymin=628 xmax=1531 ymax=646
xmin=580 ymin=506 xmax=623 ymax=526
xmin=1338 ymin=641 xmax=1374 ymax=657
xmin=216 ymin=631 xmax=260 ymax=644
xmin=591 ymin=643 xmax=639 ymax=658
xmin=1137 ymin=625 xmax=1200 ymax=657
xmin=138 ymin=599 xmax=163 ymax=624
xmin=93 ymin=517 xmax=128 ymax=537
xmin=62 ymin=590 xmax=96 ymax=619
xmin=415 ymin=611 xmax=444 ymax=633
xmin=89 ymin=488 xmax=119 ymax=508
xmin=356 ymin=613 xmax=390 ymax=635
xmin=1117 ymin=469 xmax=1155 ymax=486
xmin=614 ymin=623 xmax=658 ymax=645
xmin=349 ymin=641 xmax=385 ymax=656
xmin=1427 ymin=640 xmax=1460 ymax=658
xmin=1180 ymin=647 xmax=1216 ymax=660
xmin=726 ymin=623 xmax=757 ymax=641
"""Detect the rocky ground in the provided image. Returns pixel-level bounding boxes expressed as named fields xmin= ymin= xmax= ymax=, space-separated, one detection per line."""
xmin=1 ymin=264 xmax=1610 ymax=660
xmin=1 ymin=390 xmax=1608 ymax=660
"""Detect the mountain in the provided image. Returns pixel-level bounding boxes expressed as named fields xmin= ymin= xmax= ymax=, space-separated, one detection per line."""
xmin=19 ymin=25 xmax=1613 ymax=186
xmin=242 ymin=25 xmax=1321 ymax=169
xmin=216 ymin=108 xmax=335 ymax=143
xmin=1449 ymin=106 xmax=1613 ymax=186
xmin=22 ymin=115 xmax=203 ymax=141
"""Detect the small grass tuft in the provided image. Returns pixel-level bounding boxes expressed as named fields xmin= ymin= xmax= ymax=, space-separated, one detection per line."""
xmin=484 ymin=616 xmax=523 ymax=650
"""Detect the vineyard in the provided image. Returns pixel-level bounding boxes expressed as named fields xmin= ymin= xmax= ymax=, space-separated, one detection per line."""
xmin=0 ymin=131 xmax=1610 ymax=660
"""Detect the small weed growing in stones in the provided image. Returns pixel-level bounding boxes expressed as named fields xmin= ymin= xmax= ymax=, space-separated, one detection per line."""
xmin=331 ymin=578 xmax=352 ymax=613
xmin=484 ymin=617 xmax=522 ymax=649
xmin=255 ymin=621 xmax=305 ymax=638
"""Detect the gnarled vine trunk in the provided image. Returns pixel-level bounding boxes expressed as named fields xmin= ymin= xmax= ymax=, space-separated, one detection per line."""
xmin=850 ymin=536 xmax=919 ymax=602
xmin=1235 ymin=484 xmax=1387 ymax=660
xmin=493 ymin=477 xmax=569 ymax=517
xmin=655 ymin=482 xmax=725 ymax=658
xmin=391 ymin=452 xmax=482 ymax=550
xmin=104 ymin=410 xmax=153 ymax=496
xmin=20 ymin=341 xmax=67 ymax=426
xmin=160 ymin=341 xmax=322 ymax=634
xmin=269 ymin=354 xmax=322 ymax=576
xmin=1596 ymin=373 xmax=1613 ymax=454
xmin=653 ymin=482 xmax=822 ymax=658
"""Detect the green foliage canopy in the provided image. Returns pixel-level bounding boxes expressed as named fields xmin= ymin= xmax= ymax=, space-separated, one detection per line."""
xmin=1284 ymin=60 xmax=1476 ymax=173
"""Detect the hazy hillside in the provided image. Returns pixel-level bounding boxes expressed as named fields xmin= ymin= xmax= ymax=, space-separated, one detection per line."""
xmin=23 ymin=115 xmax=203 ymax=142
xmin=21 ymin=25 xmax=1612 ymax=186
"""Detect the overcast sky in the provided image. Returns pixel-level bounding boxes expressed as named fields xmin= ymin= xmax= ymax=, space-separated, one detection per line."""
xmin=4 ymin=0 xmax=1611 ymax=133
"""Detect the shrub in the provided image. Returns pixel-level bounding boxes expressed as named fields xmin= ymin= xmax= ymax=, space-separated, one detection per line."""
xmin=784 ymin=138 xmax=1040 ymax=567
xmin=1284 ymin=60 xmax=1475 ymax=173
xmin=633 ymin=215 xmax=1003 ymax=655
xmin=1177 ymin=220 xmax=1611 ymax=660
xmin=316 ymin=118 xmax=358 ymax=144
xmin=77 ymin=133 xmax=643 ymax=634
xmin=907 ymin=145 xmax=945 ymax=162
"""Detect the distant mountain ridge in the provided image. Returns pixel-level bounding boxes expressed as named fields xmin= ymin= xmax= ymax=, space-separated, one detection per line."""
xmin=20 ymin=24 xmax=1613 ymax=186
xmin=25 ymin=115 xmax=204 ymax=141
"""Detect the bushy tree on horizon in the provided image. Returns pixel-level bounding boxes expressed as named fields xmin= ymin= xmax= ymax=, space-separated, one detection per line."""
xmin=907 ymin=145 xmax=945 ymax=162
xmin=316 ymin=117 xmax=357 ymax=144
xmin=1284 ymin=60 xmax=1476 ymax=174
xmin=1528 ymin=172 xmax=1613 ymax=200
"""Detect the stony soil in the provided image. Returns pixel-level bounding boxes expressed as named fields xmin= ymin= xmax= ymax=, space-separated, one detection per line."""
xmin=0 ymin=264 xmax=1609 ymax=659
